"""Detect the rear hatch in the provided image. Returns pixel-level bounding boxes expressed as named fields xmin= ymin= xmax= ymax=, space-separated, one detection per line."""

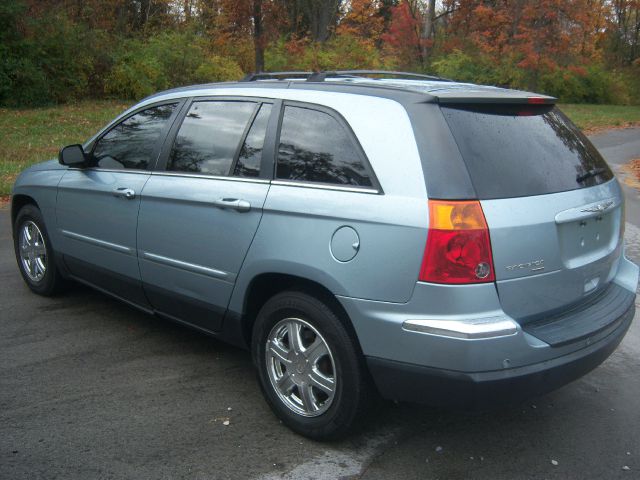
xmin=440 ymin=103 xmax=625 ymax=324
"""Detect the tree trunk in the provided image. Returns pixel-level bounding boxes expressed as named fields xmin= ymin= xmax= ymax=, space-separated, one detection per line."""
xmin=421 ymin=0 xmax=436 ymax=60
xmin=75 ymin=0 xmax=84 ymax=22
xmin=138 ymin=0 xmax=150 ymax=30
xmin=306 ymin=0 xmax=339 ymax=43
xmin=253 ymin=0 xmax=265 ymax=72
xmin=184 ymin=0 xmax=191 ymax=23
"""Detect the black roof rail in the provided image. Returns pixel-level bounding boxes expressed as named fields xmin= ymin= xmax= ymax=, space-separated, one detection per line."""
xmin=326 ymin=70 xmax=452 ymax=82
xmin=240 ymin=70 xmax=451 ymax=83
xmin=240 ymin=71 xmax=315 ymax=82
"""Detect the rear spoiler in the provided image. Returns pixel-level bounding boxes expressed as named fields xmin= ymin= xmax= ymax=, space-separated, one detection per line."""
xmin=434 ymin=91 xmax=557 ymax=105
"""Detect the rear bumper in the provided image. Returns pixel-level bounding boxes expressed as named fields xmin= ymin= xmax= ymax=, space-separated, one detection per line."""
xmin=366 ymin=300 xmax=634 ymax=408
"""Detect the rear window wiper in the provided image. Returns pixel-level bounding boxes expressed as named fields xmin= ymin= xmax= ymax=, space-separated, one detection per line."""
xmin=576 ymin=167 xmax=606 ymax=183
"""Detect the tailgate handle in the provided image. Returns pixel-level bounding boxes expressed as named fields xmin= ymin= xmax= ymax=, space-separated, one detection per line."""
xmin=555 ymin=197 xmax=619 ymax=224
xmin=212 ymin=198 xmax=251 ymax=212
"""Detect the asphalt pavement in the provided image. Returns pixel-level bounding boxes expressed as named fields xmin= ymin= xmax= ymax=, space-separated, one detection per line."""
xmin=1 ymin=129 xmax=639 ymax=480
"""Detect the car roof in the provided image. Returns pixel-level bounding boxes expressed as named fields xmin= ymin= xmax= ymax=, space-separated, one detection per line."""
xmin=141 ymin=72 xmax=556 ymax=105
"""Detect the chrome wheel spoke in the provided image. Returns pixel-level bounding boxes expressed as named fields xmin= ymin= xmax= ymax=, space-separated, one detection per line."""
xmin=25 ymin=225 xmax=33 ymax=244
xmin=268 ymin=339 xmax=291 ymax=365
xmin=287 ymin=321 xmax=304 ymax=354
xmin=21 ymin=227 xmax=31 ymax=247
xmin=35 ymin=258 xmax=46 ymax=276
xmin=33 ymin=243 xmax=46 ymax=257
xmin=308 ymin=369 xmax=334 ymax=395
xmin=277 ymin=372 xmax=296 ymax=394
xmin=304 ymin=337 xmax=329 ymax=364
xmin=299 ymin=383 xmax=316 ymax=412
xmin=29 ymin=259 xmax=38 ymax=278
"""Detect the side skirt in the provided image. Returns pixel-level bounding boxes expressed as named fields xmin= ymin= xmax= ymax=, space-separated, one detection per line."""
xmin=59 ymin=253 xmax=248 ymax=349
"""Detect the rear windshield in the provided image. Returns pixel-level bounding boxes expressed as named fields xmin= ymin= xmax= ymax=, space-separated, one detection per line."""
xmin=441 ymin=104 xmax=613 ymax=199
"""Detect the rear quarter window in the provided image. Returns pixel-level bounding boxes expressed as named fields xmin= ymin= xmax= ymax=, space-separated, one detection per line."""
xmin=276 ymin=105 xmax=375 ymax=188
xmin=440 ymin=104 xmax=613 ymax=199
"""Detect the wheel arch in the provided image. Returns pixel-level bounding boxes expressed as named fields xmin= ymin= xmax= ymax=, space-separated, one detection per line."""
xmin=11 ymin=194 xmax=40 ymax=231
xmin=240 ymin=272 xmax=363 ymax=356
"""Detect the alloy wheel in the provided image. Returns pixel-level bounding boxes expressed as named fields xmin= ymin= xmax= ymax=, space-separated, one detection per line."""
xmin=19 ymin=220 xmax=47 ymax=282
xmin=265 ymin=317 xmax=337 ymax=417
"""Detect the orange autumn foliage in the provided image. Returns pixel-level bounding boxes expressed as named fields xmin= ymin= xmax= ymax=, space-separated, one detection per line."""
xmin=381 ymin=1 xmax=426 ymax=68
xmin=337 ymin=0 xmax=385 ymax=40
xmin=441 ymin=0 xmax=607 ymax=72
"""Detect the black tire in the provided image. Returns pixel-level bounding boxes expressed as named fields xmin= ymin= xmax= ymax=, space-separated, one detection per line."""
xmin=13 ymin=204 xmax=66 ymax=296
xmin=252 ymin=290 xmax=371 ymax=440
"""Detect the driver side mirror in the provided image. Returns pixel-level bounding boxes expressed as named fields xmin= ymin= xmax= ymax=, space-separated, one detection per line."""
xmin=59 ymin=144 xmax=88 ymax=167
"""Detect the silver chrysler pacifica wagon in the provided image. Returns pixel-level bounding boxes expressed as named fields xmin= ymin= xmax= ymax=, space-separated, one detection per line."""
xmin=12 ymin=71 xmax=639 ymax=439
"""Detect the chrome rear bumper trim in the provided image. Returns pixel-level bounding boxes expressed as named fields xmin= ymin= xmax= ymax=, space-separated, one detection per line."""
xmin=402 ymin=316 xmax=518 ymax=340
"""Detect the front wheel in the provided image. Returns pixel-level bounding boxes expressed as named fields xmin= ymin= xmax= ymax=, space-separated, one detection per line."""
xmin=13 ymin=204 xmax=65 ymax=296
xmin=252 ymin=290 xmax=371 ymax=440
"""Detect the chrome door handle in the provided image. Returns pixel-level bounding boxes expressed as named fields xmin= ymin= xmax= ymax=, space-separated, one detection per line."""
xmin=112 ymin=187 xmax=136 ymax=200
xmin=212 ymin=198 xmax=251 ymax=212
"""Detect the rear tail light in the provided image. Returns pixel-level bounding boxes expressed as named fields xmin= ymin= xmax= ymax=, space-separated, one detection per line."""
xmin=419 ymin=200 xmax=495 ymax=284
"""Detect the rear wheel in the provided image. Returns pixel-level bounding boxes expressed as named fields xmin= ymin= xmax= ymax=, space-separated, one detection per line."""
xmin=13 ymin=204 xmax=65 ymax=296
xmin=252 ymin=290 xmax=371 ymax=440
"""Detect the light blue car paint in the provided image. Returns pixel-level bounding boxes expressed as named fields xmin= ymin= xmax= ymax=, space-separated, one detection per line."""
xmin=11 ymin=76 xmax=639 ymax=411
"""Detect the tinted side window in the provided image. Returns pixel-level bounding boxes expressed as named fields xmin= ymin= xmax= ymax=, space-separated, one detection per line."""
xmin=233 ymin=104 xmax=272 ymax=177
xmin=276 ymin=106 xmax=373 ymax=187
xmin=92 ymin=104 xmax=177 ymax=170
xmin=168 ymin=101 xmax=256 ymax=176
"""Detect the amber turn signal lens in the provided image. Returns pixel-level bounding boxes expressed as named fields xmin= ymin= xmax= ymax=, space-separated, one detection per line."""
xmin=428 ymin=200 xmax=487 ymax=230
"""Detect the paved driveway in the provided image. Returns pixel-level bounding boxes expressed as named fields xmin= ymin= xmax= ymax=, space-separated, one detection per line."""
xmin=1 ymin=129 xmax=639 ymax=479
